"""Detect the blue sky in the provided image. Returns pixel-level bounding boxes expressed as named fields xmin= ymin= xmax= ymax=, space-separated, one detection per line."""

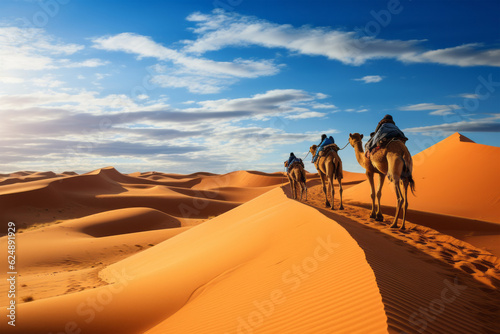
xmin=0 ymin=0 xmax=499 ymax=174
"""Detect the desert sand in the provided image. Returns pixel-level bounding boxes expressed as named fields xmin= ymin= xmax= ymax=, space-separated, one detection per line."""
xmin=0 ymin=132 xmax=499 ymax=334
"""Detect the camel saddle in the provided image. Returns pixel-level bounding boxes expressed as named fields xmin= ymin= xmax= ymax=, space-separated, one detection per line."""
xmin=318 ymin=143 xmax=340 ymax=156
xmin=365 ymin=136 xmax=408 ymax=158
xmin=317 ymin=146 xmax=343 ymax=180
xmin=288 ymin=159 xmax=304 ymax=170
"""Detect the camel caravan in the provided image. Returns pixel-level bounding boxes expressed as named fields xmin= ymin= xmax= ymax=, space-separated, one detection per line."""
xmin=284 ymin=114 xmax=415 ymax=230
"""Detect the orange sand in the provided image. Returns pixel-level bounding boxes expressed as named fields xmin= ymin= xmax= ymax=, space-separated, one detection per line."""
xmin=0 ymin=135 xmax=499 ymax=333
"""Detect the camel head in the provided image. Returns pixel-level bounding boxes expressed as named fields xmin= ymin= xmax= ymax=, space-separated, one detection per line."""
xmin=349 ymin=133 xmax=363 ymax=147
xmin=309 ymin=145 xmax=318 ymax=157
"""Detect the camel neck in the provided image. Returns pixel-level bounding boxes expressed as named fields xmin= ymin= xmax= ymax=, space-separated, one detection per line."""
xmin=353 ymin=141 xmax=366 ymax=166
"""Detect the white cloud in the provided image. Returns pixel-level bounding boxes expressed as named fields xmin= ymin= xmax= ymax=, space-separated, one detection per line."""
xmin=459 ymin=93 xmax=480 ymax=99
xmin=286 ymin=111 xmax=326 ymax=119
xmin=399 ymin=103 xmax=461 ymax=116
xmin=404 ymin=44 xmax=500 ymax=67
xmin=92 ymin=32 xmax=280 ymax=93
xmin=183 ymin=10 xmax=500 ymax=68
xmin=0 ymin=27 xmax=106 ymax=71
xmin=0 ymin=77 xmax=24 ymax=84
xmin=0 ymin=88 xmax=337 ymax=173
xmin=354 ymin=75 xmax=383 ymax=83
xmin=404 ymin=115 xmax=500 ymax=133
xmin=184 ymin=11 xmax=420 ymax=66
xmin=194 ymin=89 xmax=316 ymax=118
xmin=310 ymin=103 xmax=337 ymax=109
xmin=345 ymin=108 xmax=369 ymax=113
xmin=151 ymin=74 xmax=231 ymax=94
xmin=62 ymin=58 xmax=109 ymax=68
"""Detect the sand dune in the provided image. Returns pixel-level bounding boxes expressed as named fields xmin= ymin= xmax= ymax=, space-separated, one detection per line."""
xmin=0 ymin=170 xmax=71 ymax=186
xmin=1 ymin=188 xmax=389 ymax=334
xmin=342 ymin=132 xmax=500 ymax=255
xmin=1 ymin=136 xmax=500 ymax=334
xmin=0 ymin=167 xmax=281 ymax=230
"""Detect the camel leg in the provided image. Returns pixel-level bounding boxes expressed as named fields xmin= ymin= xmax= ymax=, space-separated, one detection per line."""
xmin=300 ymin=182 xmax=307 ymax=201
xmin=375 ymin=173 xmax=386 ymax=221
xmin=287 ymin=175 xmax=293 ymax=199
xmin=298 ymin=180 xmax=304 ymax=202
xmin=290 ymin=177 xmax=296 ymax=199
xmin=390 ymin=178 xmax=403 ymax=228
xmin=338 ymin=178 xmax=344 ymax=210
xmin=329 ymin=177 xmax=335 ymax=210
xmin=319 ymin=173 xmax=330 ymax=207
xmin=301 ymin=169 xmax=307 ymax=202
xmin=400 ymin=179 xmax=409 ymax=230
xmin=367 ymin=172 xmax=377 ymax=219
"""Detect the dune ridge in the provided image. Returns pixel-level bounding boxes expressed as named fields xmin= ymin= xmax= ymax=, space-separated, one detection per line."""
xmin=1 ymin=188 xmax=389 ymax=334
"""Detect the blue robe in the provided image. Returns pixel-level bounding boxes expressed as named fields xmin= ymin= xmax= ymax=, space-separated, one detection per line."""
xmin=313 ymin=136 xmax=334 ymax=162
xmin=365 ymin=123 xmax=407 ymax=153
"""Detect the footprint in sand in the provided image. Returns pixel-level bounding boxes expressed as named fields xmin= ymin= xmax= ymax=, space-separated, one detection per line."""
xmin=472 ymin=261 xmax=490 ymax=273
xmin=459 ymin=264 xmax=476 ymax=274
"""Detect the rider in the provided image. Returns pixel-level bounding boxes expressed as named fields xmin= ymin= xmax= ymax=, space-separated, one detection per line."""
xmin=312 ymin=134 xmax=335 ymax=163
xmin=285 ymin=152 xmax=298 ymax=172
xmin=365 ymin=114 xmax=407 ymax=153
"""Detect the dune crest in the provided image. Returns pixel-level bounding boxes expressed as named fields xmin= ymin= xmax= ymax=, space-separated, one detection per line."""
xmin=1 ymin=188 xmax=388 ymax=334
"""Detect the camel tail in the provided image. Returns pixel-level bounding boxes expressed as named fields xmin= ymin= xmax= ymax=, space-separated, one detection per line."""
xmin=300 ymin=168 xmax=306 ymax=184
xmin=408 ymin=174 xmax=416 ymax=196
xmin=402 ymin=148 xmax=416 ymax=196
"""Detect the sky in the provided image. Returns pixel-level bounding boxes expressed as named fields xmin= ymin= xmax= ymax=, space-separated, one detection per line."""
xmin=0 ymin=0 xmax=499 ymax=174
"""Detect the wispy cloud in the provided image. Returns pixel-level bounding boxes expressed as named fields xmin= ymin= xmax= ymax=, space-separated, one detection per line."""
xmin=403 ymin=44 xmax=500 ymax=67
xmin=345 ymin=108 xmax=369 ymax=113
xmin=399 ymin=103 xmax=461 ymax=116
xmin=92 ymin=32 xmax=280 ymax=94
xmin=404 ymin=115 xmax=500 ymax=133
xmin=354 ymin=75 xmax=383 ymax=83
xmin=183 ymin=10 xmax=500 ymax=68
xmin=0 ymin=88 xmax=334 ymax=172
xmin=458 ymin=93 xmax=480 ymax=99
xmin=0 ymin=27 xmax=107 ymax=71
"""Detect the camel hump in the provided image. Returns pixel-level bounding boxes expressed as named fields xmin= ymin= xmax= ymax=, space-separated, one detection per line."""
xmin=289 ymin=159 xmax=304 ymax=170
xmin=329 ymin=150 xmax=343 ymax=180
xmin=324 ymin=143 xmax=340 ymax=152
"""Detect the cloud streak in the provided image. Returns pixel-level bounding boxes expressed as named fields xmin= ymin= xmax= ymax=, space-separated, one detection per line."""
xmin=399 ymin=103 xmax=462 ymax=116
xmin=404 ymin=116 xmax=500 ymax=133
xmin=0 ymin=27 xmax=107 ymax=71
xmin=92 ymin=32 xmax=280 ymax=94
xmin=0 ymin=88 xmax=334 ymax=172
xmin=354 ymin=75 xmax=383 ymax=83
xmin=183 ymin=10 xmax=500 ymax=68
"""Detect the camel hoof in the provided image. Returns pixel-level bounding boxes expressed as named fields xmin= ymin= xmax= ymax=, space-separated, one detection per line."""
xmin=400 ymin=226 xmax=406 ymax=231
xmin=390 ymin=224 xmax=398 ymax=229
xmin=375 ymin=214 xmax=384 ymax=222
xmin=325 ymin=202 xmax=330 ymax=208
xmin=369 ymin=213 xmax=376 ymax=219
xmin=330 ymin=206 xmax=335 ymax=211
xmin=339 ymin=205 xmax=344 ymax=210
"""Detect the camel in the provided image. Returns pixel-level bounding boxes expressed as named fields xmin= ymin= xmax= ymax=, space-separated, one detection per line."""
xmin=309 ymin=145 xmax=344 ymax=210
xmin=284 ymin=160 xmax=307 ymax=201
xmin=348 ymin=133 xmax=415 ymax=229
